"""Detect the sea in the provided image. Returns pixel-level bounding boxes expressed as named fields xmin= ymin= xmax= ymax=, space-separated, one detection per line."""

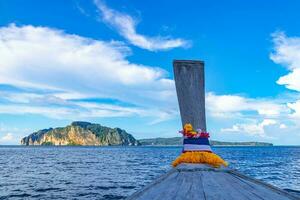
xmin=0 ymin=146 xmax=300 ymax=200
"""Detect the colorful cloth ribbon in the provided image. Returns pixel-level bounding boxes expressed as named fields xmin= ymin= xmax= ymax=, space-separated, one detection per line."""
xmin=172 ymin=123 xmax=228 ymax=168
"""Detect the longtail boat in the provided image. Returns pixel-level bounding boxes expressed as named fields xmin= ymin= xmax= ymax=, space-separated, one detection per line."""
xmin=127 ymin=60 xmax=299 ymax=200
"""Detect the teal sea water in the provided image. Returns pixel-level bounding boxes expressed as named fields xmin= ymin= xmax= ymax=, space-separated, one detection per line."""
xmin=0 ymin=146 xmax=300 ymax=199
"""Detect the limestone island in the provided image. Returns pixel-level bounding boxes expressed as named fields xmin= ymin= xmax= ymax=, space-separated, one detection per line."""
xmin=21 ymin=121 xmax=140 ymax=146
xmin=21 ymin=121 xmax=273 ymax=146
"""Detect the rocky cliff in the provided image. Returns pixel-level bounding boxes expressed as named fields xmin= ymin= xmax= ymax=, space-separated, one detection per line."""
xmin=21 ymin=121 xmax=140 ymax=146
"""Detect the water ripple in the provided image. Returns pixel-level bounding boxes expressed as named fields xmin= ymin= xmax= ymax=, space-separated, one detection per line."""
xmin=0 ymin=146 xmax=299 ymax=199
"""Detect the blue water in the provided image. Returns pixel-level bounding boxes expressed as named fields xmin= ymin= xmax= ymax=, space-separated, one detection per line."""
xmin=0 ymin=146 xmax=299 ymax=199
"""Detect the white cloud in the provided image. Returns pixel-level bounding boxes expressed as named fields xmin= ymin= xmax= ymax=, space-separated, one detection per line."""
xmin=76 ymin=2 xmax=90 ymax=17
xmin=0 ymin=24 xmax=177 ymax=122
xmin=261 ymin=119 xmax=277 ymax=127
xmin=0 ymin=133 xmax=13 ymax=142
xmin=287 ymin=100 xmax=300 ymax=119
xmin=270 ymin=31 xmax=300 ymax=123
xmin=206 ymin=92 xmax=288 ymax=118
xmin=279 ymin=124 xmax=287 ymax=129
xmin=207 ymin=92 xmax=297 ymax=138
xmin=221 ymin=119 xmax=277 ymax=137
xmin=215 ymin=31 xmax=300 ymax=140
xmin=0 ymin=24 xmax=166 ymax=87
xmin=1 ymin=24 xmax=300 ymax=142
xmin=271 ymin=32 xmax=300 ymax=92
xmin=0 ymin=124 xmax=31 ymax=144
xmin=94 ymin=0 xmax=190 ymax=51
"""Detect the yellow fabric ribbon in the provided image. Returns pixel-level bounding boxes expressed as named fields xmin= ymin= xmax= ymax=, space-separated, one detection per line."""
xmin=172 ymin=151 xmax=228 ymax=168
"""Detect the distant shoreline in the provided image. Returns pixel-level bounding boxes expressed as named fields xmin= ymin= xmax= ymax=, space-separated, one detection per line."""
xmin=138 ymin=137 xmax=273 ymax=146
xmin=18 ymin=122 xmax=276 ymax=147
xmin=4 ymin=145 xmax=300 ymax=147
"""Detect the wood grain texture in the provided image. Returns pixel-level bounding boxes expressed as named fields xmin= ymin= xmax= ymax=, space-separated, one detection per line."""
xmin=126 ymin=164 xmax=299 ymax=200
xmin=173 ymin=60 xmax=206 ymax=131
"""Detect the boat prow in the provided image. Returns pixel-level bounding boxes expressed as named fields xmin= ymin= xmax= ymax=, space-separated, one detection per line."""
xmin=127 ymin=163 xmax=299 ymax=200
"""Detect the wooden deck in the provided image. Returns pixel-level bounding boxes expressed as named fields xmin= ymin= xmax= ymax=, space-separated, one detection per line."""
xmin=127 ymin=164 xmax=299 ymax=200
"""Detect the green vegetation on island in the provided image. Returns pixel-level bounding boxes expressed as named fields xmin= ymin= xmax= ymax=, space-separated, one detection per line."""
xmin=21 ymin=121 xmax=140 ymax=146
xmin=21 ymin=122 xmax=273 ymax=146
xmin=138 ymin=137 xmax=273 ymax=146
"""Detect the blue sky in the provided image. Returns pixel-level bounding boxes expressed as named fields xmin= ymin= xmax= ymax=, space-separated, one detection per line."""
xmin=1 ymin=0 xmax=300 ymax=145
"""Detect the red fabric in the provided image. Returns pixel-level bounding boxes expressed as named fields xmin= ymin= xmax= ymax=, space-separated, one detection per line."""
xmin=182 ymin=150 xmax=212 ymax=153
xmin=180 ymin=130 xmax=210 ymax=138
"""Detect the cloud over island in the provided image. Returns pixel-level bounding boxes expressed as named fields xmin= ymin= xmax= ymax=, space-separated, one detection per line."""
xmin=0 ymin=24 xmax=177 ymax=122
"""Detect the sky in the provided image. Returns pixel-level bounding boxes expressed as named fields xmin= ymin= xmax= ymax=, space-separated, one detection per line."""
xmin=1 ymin=0 xmax=300 ymax=145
